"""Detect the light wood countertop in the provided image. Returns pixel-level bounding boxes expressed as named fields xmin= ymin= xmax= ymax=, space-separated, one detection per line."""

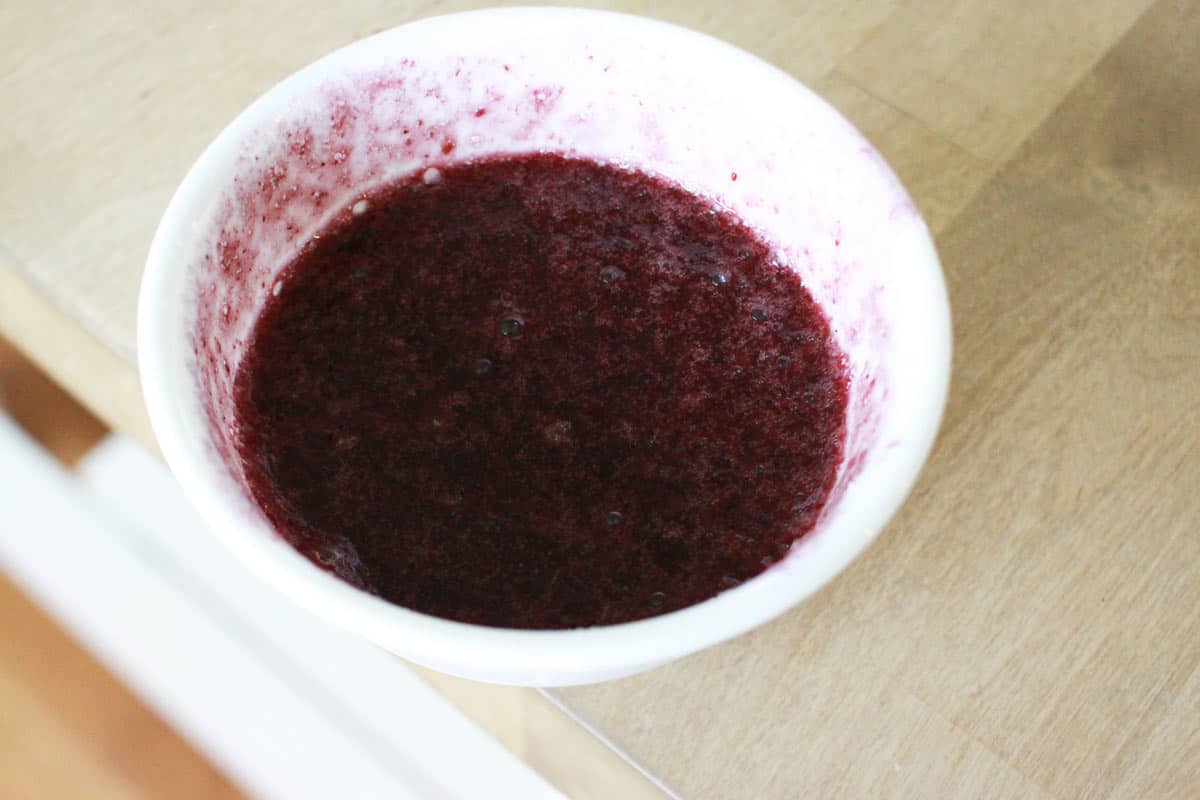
xmin=3 ymin=1 xmax=1197 ymax=797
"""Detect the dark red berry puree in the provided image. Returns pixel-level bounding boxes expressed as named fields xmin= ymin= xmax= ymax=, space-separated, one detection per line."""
xmin=233 ymin=154 xmax=848 ymax=629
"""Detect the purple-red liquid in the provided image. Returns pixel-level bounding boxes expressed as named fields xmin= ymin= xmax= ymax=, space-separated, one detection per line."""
xmin=233 ymin=154 xmax=848 ymax=629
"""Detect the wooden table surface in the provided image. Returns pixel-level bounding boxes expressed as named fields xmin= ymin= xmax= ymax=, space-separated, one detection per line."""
xmin=3 ymin=1 xmax=1198 ymax=797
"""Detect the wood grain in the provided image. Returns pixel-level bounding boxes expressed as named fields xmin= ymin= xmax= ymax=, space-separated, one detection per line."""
xmin=838 ymin=0 xmax=1155 ymax=161
xmin=562 ymin=2 xmax=1200 ymax=796
xmin=2 ymin=0 xmax=1198 ymax=797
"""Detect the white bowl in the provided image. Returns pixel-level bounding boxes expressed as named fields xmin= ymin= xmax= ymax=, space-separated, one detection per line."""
xmin=139 ymin=7 xmax=950 ymax=686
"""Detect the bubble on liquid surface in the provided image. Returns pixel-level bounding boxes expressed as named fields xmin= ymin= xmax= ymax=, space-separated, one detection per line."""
xmin=750 ymin=304 xmax=770 ymax=321
xmin=606 ymin=511 xmax=624 ymax=526
xmin=352 ymin=199 xmax=370 ymax=215
xmin=307 ymin=541 xmax=368 ymax=589
xmin=648 ymin=592 xmax=666 ymax=609
xmin=499 ymin=314 xmax=524 ymax=338
xmin=599 ymin=265 xmax=626 ymax=284
xmin=422 ymin=167 xmax=443 ymax=185
xmin=272 ymin=280 xmax=283 ymax=297
xmin=710 ymin=271 xmax=730 ymax=287
xmin=474 ymin=358 xmax=492 ymax=376
xmin=312 ymin=542 xmax=353 ymax=569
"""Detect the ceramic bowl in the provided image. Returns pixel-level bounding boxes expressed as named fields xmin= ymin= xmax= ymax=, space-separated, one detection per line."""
xmin=139 ymin=7 xmax=950 ymax=686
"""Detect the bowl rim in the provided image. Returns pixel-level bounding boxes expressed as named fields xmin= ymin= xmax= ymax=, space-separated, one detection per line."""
xmin=138 ymin=6 xmax=951 ymax=684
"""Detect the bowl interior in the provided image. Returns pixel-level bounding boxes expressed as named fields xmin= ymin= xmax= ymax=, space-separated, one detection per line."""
xmin=141 ymin=8 xmax=949 ymax=685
